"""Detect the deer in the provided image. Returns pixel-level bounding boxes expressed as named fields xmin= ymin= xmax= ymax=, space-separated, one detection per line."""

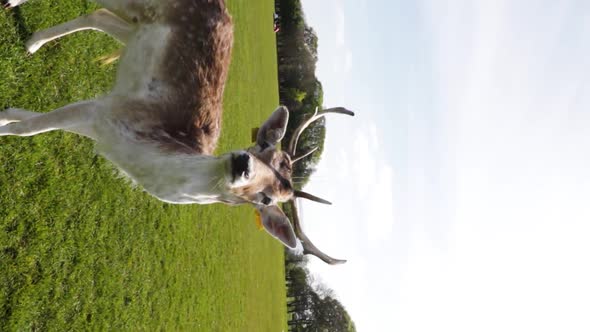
xmin=1 ymin=0 xmax=352 ymax=264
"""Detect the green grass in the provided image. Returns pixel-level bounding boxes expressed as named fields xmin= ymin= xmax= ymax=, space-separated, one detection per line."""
xmin=0 ymin=1 xmax=286 ymax=331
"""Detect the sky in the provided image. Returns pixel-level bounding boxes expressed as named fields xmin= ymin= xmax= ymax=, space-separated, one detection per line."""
xmin=297 ymin=0 xmax=590 ymax=331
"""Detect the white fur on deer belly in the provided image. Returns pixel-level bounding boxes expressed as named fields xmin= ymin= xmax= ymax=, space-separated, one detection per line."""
xmin=113 ymin=24 xmax=173 ymax=98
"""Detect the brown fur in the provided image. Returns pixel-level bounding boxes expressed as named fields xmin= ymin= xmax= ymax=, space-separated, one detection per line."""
xmin=155 ymin=0 xmax=233 ymax=155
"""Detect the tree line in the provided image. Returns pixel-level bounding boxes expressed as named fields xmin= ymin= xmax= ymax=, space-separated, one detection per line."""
xmin=285 ymin=251 xmax=356 ymax=332
xmin=275 ymin=0 xmax=326 ymax=189
xmin=275 ymin=1 xmax=356 ymax=330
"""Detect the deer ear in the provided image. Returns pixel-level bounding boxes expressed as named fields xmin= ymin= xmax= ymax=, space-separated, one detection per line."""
xmin=256 ymin=106 xmax=289 ymax=150
xmin=258 ymin=205 xmax=297 ymax=248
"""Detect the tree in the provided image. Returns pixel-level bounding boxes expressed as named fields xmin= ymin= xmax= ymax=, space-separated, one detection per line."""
xmin=285 ymin=249 xmax=356 ymax=331
xmin=276 ymin=4 xmax=356 ymax=328
xmin=309 ymin=296 xmax=356 ymax=332
xmin=285 ymin=88 xmax=307 ymax=105
xmin=304 ymin=26 xmax=319 ymax=62
xmin=276 ymin=0 xmax=330 ymax=187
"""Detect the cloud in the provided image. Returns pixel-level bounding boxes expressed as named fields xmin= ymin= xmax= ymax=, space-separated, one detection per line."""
xmin=301 ymin=119 xmax=397 ymax=332
xmin=328 ymin=0 xmax=354 ymax=74
xmin=297 ymin=118 xmax=395 ymax=248
xmin=300 ymin=0 xmax=354 ymax=74
xmin=395 ymin=1 xmax=590 ymax=331
xmin=331 ymin=51 xmax=353 ymax=74
xmin=333 ymin=0 xmax=346 ymax=45
xmin=357 ymin=0 xmax=367 ymax=12
xmin=343 ymin=50 xmax=353 ymax=73
xmin=349 ymin=122 xmax=395 ymax=242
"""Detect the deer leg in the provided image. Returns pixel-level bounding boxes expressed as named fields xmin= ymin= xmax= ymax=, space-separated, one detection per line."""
xmin=0 ymin=108 xmax=40 ymax=126
xmin=2 ymin=0 xmax=28 ymax=9
xmin=0 ymin=101 xmax=100 ymax=138
xmin=26 ymin=8 xmax=132 ymax=54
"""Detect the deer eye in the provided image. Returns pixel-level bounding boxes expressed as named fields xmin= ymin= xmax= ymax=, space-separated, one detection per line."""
xmin=260 ymin=194 xmax=272 ymax=206
xmin=280 ymin=161 xmax=291 ymax=171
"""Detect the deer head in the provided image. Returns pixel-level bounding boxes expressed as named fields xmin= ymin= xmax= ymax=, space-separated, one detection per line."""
xmin=225 ymin=106 xmax=353 ymax=265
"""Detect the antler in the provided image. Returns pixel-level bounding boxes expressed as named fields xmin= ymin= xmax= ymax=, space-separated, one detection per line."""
xmin=294 ymin=190 xmax=332 ymax=205
xmin=290 ymin=146 xmax=318 ymax=164
xmin=287 ymin=200 xmax=347 ymax=265
xmin=281 ymin=106 xmax=353 ymax=264
xmin=286 ymin=106 xmax=355 ymax=158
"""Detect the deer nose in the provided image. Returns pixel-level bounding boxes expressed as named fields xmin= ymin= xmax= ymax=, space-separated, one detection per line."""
xmin=232 ymin=153 xmax=251 ymax=180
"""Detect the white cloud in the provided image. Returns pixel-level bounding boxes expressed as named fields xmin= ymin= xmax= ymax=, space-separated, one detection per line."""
xmin=331 ymin=49 xmax=354 ymax=74
xmin=343 ymin=50 xmax=353 ymax=73
xmin=394 ymin=1 xmax=590 ymax=331
xmin=349 ymin=123 xmax=395 ymax=242
xmin=357 ymin=0 xmax=367 ymax=12
xmin=294 ymin=115 xmax=397 ymax=331
xmin=334 ymin=0 xmax=347 ymax=46
xmin=299 ymin=119 xmax=395 ymax=243
xmin=309 ymin=0 xmax=353 ymax=75
xmin=287 ymin=1 xmax=590 ymax=331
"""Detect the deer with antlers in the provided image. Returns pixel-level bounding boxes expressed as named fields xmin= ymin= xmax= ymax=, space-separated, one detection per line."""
xmin=1 ymin=0 xmax=352 ymax=264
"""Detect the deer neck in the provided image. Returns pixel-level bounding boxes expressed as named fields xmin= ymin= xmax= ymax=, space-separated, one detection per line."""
xmin=98 ymin=140 xmax=231 ymax=204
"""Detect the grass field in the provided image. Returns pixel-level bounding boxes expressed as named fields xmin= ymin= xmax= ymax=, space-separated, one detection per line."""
xmin=0 ymin=1 xmax=287 ymax=331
